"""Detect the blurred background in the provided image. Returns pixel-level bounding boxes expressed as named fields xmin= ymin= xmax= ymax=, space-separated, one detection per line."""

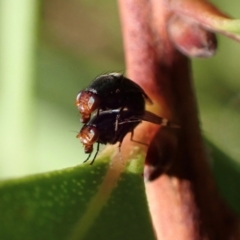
xmin=0 ymin=0 xmax=240 ymax=207
xmin=0 ymin=0 xmax=124 ymax=178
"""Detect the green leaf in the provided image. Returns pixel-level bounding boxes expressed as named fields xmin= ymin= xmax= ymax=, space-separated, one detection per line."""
xmin=0 ymin=151 xmax=155 ymax=240
xmin=206 ymin=139 xmax=240 ymax=215
xmin=1 ymin=136 xmax=240 ymax=240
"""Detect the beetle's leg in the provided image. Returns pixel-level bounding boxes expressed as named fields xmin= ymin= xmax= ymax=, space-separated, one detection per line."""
xmin=89 ymin=142 xmax=100 ymax=165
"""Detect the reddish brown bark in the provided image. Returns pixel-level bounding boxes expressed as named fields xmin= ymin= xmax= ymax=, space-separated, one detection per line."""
xmin=118 ymin=0 xmax=240 ymax=239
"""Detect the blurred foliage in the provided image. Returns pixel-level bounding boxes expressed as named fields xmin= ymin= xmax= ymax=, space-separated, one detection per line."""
xmin=0 ymin=0 xmax=240 ymax=227
xmin=0 ymin=0 xmax=124 ymax=178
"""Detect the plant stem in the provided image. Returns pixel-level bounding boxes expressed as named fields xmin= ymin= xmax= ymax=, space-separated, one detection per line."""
xmin=0 ymin=0 xmax=38 ymax=176
xmin=118 ymin=0 xmax=240 ymax=239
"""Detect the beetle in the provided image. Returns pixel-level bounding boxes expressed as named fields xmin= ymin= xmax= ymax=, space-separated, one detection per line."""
xmin=75 ymin=73 xmax=152 ymax=123
xmin=76 ymin=109 xmax=177 ymax=164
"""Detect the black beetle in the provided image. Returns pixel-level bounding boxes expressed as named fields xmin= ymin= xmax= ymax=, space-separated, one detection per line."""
xmin=76 ymin=109 xmax=177 ymax=164
xmin=75 ymin=73 xmax=152 ymax=123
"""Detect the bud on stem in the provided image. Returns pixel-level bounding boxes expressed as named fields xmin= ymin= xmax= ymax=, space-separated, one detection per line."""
xmin=168 ymin=15 xmax=217 ymax=58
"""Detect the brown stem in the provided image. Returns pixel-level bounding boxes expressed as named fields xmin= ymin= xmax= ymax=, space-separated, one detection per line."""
xmin=118 ymin=0 xmax=240 ymax=239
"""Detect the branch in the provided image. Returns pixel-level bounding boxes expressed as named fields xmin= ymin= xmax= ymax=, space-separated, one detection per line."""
xmin=118 ymin=0 xmax=240 ymax=239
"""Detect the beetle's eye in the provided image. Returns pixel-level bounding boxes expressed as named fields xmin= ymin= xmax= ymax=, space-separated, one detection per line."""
xmin=88 ymin=96 xmax=96 ymax=111
xmin=87 ymin=128 xmax=97 ymax=141
xmin=87 ymin=94 xmax=100 ymax=113
xmin=75 ymin=91 xmax=100 ymax=118
xmin=77 ymin=126 xmax=99 ymax=145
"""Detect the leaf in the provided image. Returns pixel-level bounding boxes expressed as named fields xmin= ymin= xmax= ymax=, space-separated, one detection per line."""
xmin=206 ymin=139 xmax=240 ymax=215
xmin=0 ymin=150 xmax=155 ymax=240
xmin=1 ymin=137 xmax=239 ymax=240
